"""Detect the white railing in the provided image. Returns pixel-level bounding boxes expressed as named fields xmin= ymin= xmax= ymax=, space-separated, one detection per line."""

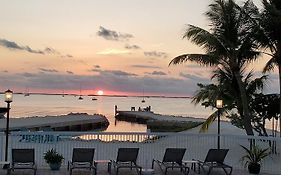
xmin=0 ymin=132 xmax=280 ymax=174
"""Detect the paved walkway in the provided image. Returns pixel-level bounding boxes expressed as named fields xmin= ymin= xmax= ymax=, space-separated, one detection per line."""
xmin=0 ymin=165 xmax=275 ymax=175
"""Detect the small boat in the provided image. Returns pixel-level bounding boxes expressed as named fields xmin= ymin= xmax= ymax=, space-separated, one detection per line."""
xmin=92 ymin=97 xmax=97 ymax=101
xmin=24 ymin=87 xmax=30 ymax=96
xmin=78 ymin=85 xmax=83 ymax=100
xmin=141 ymin=99 xmax=145 ymax=103
xmin=78 ymin=96 xmax=83 ymax=100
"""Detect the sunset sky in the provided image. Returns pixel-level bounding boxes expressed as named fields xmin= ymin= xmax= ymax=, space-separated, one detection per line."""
xmin=0 ymin=0 xmax=278 ymax=96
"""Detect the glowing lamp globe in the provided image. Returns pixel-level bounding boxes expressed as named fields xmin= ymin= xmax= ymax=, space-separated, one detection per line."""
xmin=216 ymin=99 xmax=223 ymax=109
xmin=4 ymin=89 xmax=13 ymax=103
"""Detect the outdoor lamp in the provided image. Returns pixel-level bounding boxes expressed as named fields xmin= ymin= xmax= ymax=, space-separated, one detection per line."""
xmin=3 ymin=89 xmax=13 ymax=169
xmin=216 ymin=99 xmax=223 ymax=150
xmin=216 ymin=99 xmax=223 ymax=109
xmin=4 ymin=89 xmax=13 ymax=103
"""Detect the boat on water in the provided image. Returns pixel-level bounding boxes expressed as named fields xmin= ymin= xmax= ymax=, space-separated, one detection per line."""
xmin=24 ymin=87 xmax=30 ymax=96
xmin=92 ymin=97 xmax=97 ymax=101
xmin=78 ymin=85 xmax=83 ymax=100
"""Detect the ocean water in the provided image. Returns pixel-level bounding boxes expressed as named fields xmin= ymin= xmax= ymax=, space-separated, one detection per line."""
xmin=2 ymin=94 xmax=213 ymax=132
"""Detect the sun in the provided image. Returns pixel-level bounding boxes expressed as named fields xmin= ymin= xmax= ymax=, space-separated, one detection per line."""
xmin=97 ymin=90 xmax=104 ymax=96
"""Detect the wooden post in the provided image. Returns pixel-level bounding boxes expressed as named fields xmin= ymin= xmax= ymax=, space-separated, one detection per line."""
xmin=114 ymin=105 xmax=118 ymax=116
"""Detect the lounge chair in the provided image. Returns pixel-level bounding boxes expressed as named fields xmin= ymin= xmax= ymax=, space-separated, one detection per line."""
xmin=11 ymin=149 xmax=37 ymax=175
xmin=111 ymin=148 xmax=142 ymax=175
xmin=68 ymin=148 xmax=96 ymax=175
xmin=196 ymin=149 xmax=232 ymax=175
xmin=152 ymin=148 xmax=189 ymax=175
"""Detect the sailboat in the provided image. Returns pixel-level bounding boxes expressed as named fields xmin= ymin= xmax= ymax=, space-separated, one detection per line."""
xmin=141 ymin=87 xmax=145 ymax=103
xmin=91 ymin=90 xmax=98 ymax=101
xmin=24 ymin=87 xmax=30 ymax=97
xmin=78 ymin=86 xmax=83 ymax=100
xmin=78 ymin=95 xmax=83 ymax=100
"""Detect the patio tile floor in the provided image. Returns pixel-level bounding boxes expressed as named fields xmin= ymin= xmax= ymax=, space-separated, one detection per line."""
xmin=0 ymin=164 xmax=274 ymax=175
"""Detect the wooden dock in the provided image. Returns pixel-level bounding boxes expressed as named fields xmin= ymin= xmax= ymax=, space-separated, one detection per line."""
xmin=0 ymin=113 xmax=109 ymax=131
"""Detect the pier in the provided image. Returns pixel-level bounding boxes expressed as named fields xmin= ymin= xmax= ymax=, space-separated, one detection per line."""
xmin=0 ymin=113 xmax=109 ymax=131
xmin=114 ymin=107 xmax=203 ymax=132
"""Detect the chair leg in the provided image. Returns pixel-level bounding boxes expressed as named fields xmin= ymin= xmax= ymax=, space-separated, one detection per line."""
xmin=152 ymin=159 xmax=155 ymax=169
xmin=165 ymin=167 xmax=168 ymax=175
xmin=70 ymin=168 xmax=73 ymax=175
xmin=184 ymin=167 xmax=190 ymax=175
xmin=67 ymin=161 xmax=70 ymax=171
xmin=93 ymin=167 xmax=97 ymax=175
xmin=207 ymin=167 xmax=213 ymax=175
xmin=223 ymin=167 xmax=232 ymax=175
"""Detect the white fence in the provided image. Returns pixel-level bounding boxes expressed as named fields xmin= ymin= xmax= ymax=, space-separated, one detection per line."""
xmin=1 ymin=132 xmax=281 ymax=174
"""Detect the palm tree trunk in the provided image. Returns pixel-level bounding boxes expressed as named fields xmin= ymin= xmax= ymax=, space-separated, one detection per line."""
xmin=279 ymin=64 xmax=281 ymax=137
xmin=235 ymin=72 xmax=254 ymax=135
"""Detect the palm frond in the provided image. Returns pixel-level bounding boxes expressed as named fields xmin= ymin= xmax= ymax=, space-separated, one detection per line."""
xmin=184 ymin=25 xmax=227 ymax=53
xmin=169 ymin=54 xmax=219 ymax=66
xmin=263 ymin=56 xmax=277 ymax=73
xmin=200 ymin=111 xmax=218 ymax=132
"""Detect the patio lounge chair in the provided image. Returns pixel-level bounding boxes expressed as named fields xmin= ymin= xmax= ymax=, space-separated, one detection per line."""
xmin=68 ymin=148 xmax=96 ymax=175
xmin=11 ymin=149 xmax=37 ymax=175
xmin=111 ymin=148 xmax=142 ymax=175
xmin=152 ymin=148 xmax=189 ymax=175
xmin=196 ymin=149 xmax=232 ymax=175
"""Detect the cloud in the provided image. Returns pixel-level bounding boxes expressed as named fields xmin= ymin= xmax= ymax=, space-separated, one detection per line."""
xmin=125 ymin=44 xmax=140 ymax=50
xmin=147 ymin=71 xmax=167 ymax=76
xmin=21 ymin=72 xmax=36 ymax=77
xmin=39 ymin=68 xmax=59 ymax=73
xmin=90 ymin=69 xmax=137 ymax=77
xmin=97 ymin=26 xmax=133 ymax=41
xmin=97 ymin=49 xmax=130 ymax=55
xmin=2 ymin=70 xmax=213 ymax=96
xmin=66 ymin=71 xmax=74 ymax=74
xmin=179 ymin=72 xmax=209 ymax=82
xmin=44 ymin=47 xmax=60 ymax=54
xmin=61 ymin=54 xmax=73 ymax=58
xmin=0 ymin=38 xmax=73 ymax=57
xmin=144 ymin=51 xmax=168 ymax=58
xmin=0 ymin=38 xmax=44 ymax=54
xmin=131 ymin=65 xmax=161 ymax=69
xmin=2 ymin=70 xmax=8 ymax=73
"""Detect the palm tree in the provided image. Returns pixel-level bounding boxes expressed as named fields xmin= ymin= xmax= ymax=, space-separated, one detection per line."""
xmin=258 ymin=0 xmax=281 ymax=136
xmin=169 ymin=0 xmax=261 ymax=135
xmin=192 ymin=70 xmax=268 ymax=135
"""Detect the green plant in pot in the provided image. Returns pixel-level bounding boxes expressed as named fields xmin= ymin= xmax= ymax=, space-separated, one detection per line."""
xmin=241 ymin=145 xmax=270 ymax=174
xmin=43 ymin=148 xmax=64 ymax=170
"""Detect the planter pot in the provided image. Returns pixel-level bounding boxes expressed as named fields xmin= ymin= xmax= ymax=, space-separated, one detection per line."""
xmin=49 ymin=163 xmax=61 ymax=170
xmin=248 ymin=162 xmax=261 ymax=174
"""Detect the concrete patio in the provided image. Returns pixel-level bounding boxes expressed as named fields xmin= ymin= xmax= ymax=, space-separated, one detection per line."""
xmin=0 ymin=165 xmax=275 ymax=175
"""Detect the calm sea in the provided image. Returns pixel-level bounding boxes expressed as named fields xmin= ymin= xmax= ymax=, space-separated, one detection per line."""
xmin=4 ymin=94 xmax=213 ymax=132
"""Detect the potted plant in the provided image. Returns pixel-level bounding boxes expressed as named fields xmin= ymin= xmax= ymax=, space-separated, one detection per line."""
xmin=43 ymin=148 xmax=64 ymax=170
xmin=241 ymin=145 xmax=270 ymax=174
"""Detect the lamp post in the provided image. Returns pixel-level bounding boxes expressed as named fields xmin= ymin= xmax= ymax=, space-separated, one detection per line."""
xmin=4 ymin=89 xmax=13 ymax=168
xmin=216 ymin=99 xmax=223 ymax=150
